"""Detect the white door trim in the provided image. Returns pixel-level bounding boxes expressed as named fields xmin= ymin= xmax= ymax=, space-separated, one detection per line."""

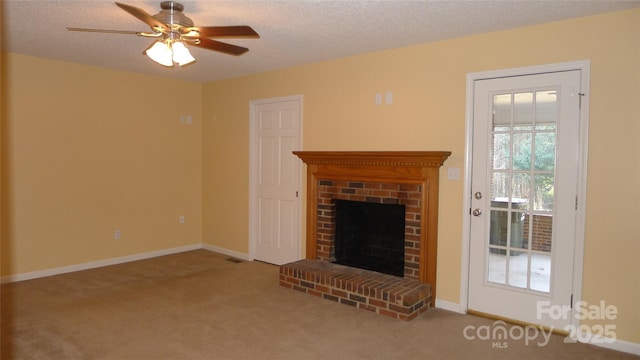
xmin=248 ymin=94 xmax=304 ymax=261
xmin=460 ymin=61 xmax=590 ymax=327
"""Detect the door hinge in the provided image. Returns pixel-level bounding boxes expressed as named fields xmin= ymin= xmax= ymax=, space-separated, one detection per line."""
xmin=570 ymin=294 xmax=574 ymax=309
xmin=578 ymin=92 xmax=585 ymax=109
xmin=575 ymin=196 xmax=578 ymax=210
xmin=296 ymin=191 xmax=299 ymax=198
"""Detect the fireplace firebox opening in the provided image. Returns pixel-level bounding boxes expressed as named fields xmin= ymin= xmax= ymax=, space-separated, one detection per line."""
xmin=333 ymin=199 xmax=406 ymax=277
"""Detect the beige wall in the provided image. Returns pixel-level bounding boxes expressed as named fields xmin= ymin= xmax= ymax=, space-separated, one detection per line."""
xmin=2 ymin=55 xmax=203 ymax=275
xmin=202 ymin=9 xmax=639 ymax=342
xmin=2 ymin=8 xmax=638 ymax=344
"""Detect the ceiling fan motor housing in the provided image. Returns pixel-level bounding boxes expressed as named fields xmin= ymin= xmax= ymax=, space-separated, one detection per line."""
xmin=154 ymin=1 xmax=194 ymax=30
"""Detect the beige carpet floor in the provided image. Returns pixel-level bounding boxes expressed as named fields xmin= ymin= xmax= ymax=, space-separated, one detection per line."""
xmin=1 ymin=249 xmax=636 ymax=359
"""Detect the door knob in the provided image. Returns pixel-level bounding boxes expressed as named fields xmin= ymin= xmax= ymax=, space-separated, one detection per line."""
xmin=472 ymin=208 xmax=482 ymax=216
xmin=474 ymin=192 xmax=483 ymax=200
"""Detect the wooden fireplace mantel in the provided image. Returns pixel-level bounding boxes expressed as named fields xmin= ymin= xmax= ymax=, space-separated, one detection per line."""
xmin=293 ymin=151 xmax=451 ymax=305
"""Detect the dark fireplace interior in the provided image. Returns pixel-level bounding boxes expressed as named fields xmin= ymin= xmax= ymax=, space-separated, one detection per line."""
xmin=333 ymin=199 xmax=406 ymax=277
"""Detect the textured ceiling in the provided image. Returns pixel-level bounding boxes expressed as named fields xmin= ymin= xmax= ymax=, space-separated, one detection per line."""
xmin=3 ymin=1 xmax=640 ymax=83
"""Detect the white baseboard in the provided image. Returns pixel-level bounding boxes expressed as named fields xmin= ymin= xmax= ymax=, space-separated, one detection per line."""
xmin=201 ymin=244 xmax=251 ymax=261
xmin=435 ymin=299 xmax=464 ymax=313
xmin=0 ymin=244 xmax=202 ymax=284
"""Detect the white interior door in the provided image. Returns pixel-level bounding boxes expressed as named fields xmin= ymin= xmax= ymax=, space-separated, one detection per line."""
xmin=250 ymin=96 xmax=302 ymax=265
xmin=468 ymin=71 xmax=582 ymax=330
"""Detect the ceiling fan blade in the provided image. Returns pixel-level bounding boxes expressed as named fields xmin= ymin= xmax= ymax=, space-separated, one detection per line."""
xmin=181 ymin=26 xmax=259 ymax=38
xmin=115 ymin=2 xmax=170 ymax=33
xmin=67 ymin=27 xmax=139 ymax=35
xmin=189 ymin=38 xmax=249 ymax=56
xmin=66 ymin=27 xmax=162 ymax=38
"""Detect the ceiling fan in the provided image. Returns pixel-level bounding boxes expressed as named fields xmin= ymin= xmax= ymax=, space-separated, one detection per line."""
xmin=67 ymin=1 xmax=259 ymax=67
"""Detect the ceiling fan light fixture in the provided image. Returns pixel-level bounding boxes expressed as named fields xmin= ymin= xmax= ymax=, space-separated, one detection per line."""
xmin=171 ymin=41 xmax=195 ymax=66
xmin=146 ymin=40 xmax=173 ymax=67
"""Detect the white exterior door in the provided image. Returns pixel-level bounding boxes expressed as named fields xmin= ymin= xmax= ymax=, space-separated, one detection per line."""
xmin=250 ymin=96 xmax=302 ymax=265
xmin=468 ymin=70 xmax=583 ymax=330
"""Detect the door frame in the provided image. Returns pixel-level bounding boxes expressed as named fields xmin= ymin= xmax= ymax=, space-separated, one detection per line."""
xmin=460 ymin=61 xmax=590 ymax=329
xmin=248 ymin=94 xmax=304 ymax=261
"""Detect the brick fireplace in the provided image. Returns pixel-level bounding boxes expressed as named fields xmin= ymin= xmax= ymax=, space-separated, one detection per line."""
xmin=280 ymin=151 xmax=450 ymax=320
xmin=316 ymin=180 xmax=423 ymax=280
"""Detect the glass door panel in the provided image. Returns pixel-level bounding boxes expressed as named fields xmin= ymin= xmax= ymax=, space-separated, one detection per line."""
xmin=487 ymin=90 xmax=558 ymax=293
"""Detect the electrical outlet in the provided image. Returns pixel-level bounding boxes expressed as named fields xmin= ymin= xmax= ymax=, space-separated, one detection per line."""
xmin=114 ymin=229 xmax=121 ymax=240
xmin=179 ymin=215 xmax=185 ymax=224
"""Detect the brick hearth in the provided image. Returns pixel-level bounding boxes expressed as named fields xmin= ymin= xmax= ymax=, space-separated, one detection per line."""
xmin=280 ymin=260 xmax=431 ymax=320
